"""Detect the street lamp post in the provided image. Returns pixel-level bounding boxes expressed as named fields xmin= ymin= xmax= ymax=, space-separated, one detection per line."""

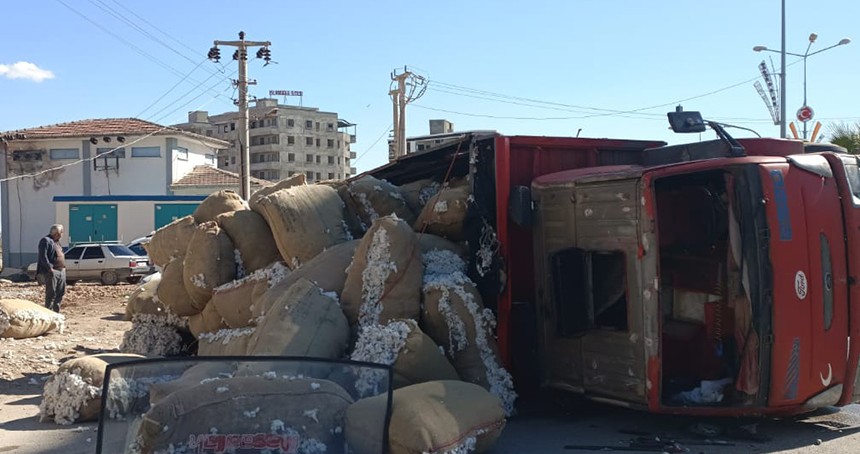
xmin=754 ymin=34 xmax=851 ymax=139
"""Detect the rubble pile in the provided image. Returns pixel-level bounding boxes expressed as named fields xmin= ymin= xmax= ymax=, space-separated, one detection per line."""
xmin=40 ymin=174 xmax=514 ymax=453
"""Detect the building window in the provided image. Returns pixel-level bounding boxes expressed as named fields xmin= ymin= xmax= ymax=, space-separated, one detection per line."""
xmin=327 ymin=123 xmax=334 ymax=131
xmin=287 ymin=136 xmax=295 ymax=145
xmin=337 ymin=156 xmax=342 ymax=165
xmin=231 ymin=156 xmax=236 ymax=164
xmin=288 ymin=153 xmax=295 ymax=162
xmin=97 ymin=147 xmax=126 ymax=158
xmin=316 ymin=172 xmax=321 ymax=180
xmin=306 ymin=154 xmax=314 ymax=163
xmin=305 ymin=120 xmax=313 ymax=129
xmin=250 ymin=121 xmax=257 ymax=129
xmin=306 ymin=137 xmax=313 ymax=146
xmin=315 ymin=122 xmax=320 ymax=132
xmin=131 ymin=146 xmax=160 ymax=158
xmin=327 ymin=139 xmax=334 ymax=148
xmin=231 ymin=123 xmax=236 ymax=131
xmin=337 ymin=173 xmax=341 ymax=179
xmin=223 ymin=159 xmax=229 ymax=167
xmin=306 ymin=170 xmax=314 ymax=180
xmin=205 ymin=130 xmax=213 ymax=137
xmin=174 ymin=147 xmax=188 ymax=161
xmin=337 ymin=140 xmax=341 ymax=147
xmin=288 ymin=119 xmax=295 ymax=127
xmin=315 ymin=155 xmax=321 ymax=164
xmin=316 ymin=138 xmax=320 ymax=147
xmin=328 ymin=172 xmax=335 ymax=180
xmin=12 ymin=150 xmax=44 ymax=161
xmin=345 ymin=157 xmax=350 ymax=166
xmin=205 ymin=154 xmax=216 ymax=165
xmin=49 ymin=148 xmax=79 ymax=160
xmin=327 ymin=156 xmax=334 ymax=164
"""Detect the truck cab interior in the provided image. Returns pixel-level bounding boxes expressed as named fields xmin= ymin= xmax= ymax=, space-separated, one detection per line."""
xmin=654 ymin=170 xmax=754 ymax=406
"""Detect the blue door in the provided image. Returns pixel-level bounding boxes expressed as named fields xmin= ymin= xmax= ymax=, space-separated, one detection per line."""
xmin=69 ymin=204 xmax=118 ymax=243
xmin=154 ymin=203 xmax=199 ymax=229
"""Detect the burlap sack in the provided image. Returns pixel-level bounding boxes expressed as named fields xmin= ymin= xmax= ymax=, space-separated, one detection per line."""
xmin=342 ymin=216 xmax=422 ymax=329
xmin=197 ymin=327 xmax=255 ymax=356
xmin=250 ymin=240 xmax=358 ymax=320
xmin=343 ymin=175 xmax=416 ymax=227
xmin=418 ymin=233 xmax=468 ymax=258
xmin=351 ymin=320 xmax=458 ymax=391
xmin=337 ymin=184 xmax=368 ymax=239
xmin=0 ymin=299 xmax=65 ymax=339
xmin=148 ymin=363 xmax=233 ymax=405
xmin=124 ymin=276 xmax=165 ymax=321
xmin=156 ymin=258 xmax=199 ymax=316
xmin=253 ymin=184 xmax=349 ymax=269
xmin=392 ymin=321 xmax=458 ymax=389
xmin=216 ymin=210 xmax=281 ymax=273
xmin=138 ymin=376 xmax=353 ymax=454
xmin=246 ymin=279 xmax=348 ymax=359
xmin=187 ymin=302 xmax=227 ymax=337
xmin=210 ymin=278 xmax=262 ymax=329
xmin=421 ymin=275 xmax=516 ymax=415
xmin=147 ymin=215 xmax=196 ymax=268
xmin=192 ymin=190 xmax=247 ymax=223
xmin=413 ymin=184 xmax=471 ymax=241
xmin=40 ymin=353 xmax=145 ymax=425
xmin=398 ymin=178 xmax=438 ymax=215
xmin=345 ymin=380 xmax=506 ymax=454
xmin=248 ymin=173 xmax=306 ymax=211
xmin=183 ymin=221 xmax=236 ymax=308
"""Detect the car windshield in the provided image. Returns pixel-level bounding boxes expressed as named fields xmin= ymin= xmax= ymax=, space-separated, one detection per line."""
xmin=108 ymin=245 xmax=138 ymax=257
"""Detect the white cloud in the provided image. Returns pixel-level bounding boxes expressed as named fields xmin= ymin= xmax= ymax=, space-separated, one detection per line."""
xmin=0 ymin=62 xmax=55 ymax=82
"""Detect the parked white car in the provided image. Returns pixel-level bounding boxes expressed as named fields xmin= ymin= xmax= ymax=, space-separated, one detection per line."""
xmin=27 ymin=242 xmax=152 ymax=285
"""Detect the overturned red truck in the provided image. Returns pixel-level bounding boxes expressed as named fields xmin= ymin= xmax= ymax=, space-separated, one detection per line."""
xmin=366 ymin=110 xmax=860 ymax=416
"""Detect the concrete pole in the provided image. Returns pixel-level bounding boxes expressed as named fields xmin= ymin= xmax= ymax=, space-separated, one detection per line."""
xmin=398 ymin=77 xmax=407 ymax=158
xmin=389 ymin=89 xmax=400 ymax=162
xmin=237 ymin=41 xmax=251 ymax=200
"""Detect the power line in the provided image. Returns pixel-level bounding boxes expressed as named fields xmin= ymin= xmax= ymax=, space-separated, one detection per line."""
xmin=354 ymin=123 xmax=394 ymax=164
xmin=135 ymin=58 xmax=208 ymax=118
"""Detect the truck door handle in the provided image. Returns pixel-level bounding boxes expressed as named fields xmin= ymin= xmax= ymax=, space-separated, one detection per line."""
xmin=98 ymin=260 xmax=104 ymax=263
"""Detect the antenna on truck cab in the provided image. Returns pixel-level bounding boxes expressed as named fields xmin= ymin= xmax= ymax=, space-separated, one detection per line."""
xmin=667 ymin=105 xmax=747 ymax=157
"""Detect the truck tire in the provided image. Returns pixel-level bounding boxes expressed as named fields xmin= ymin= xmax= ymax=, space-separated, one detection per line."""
xmin=126 ymin=276 xmax=142 ymax=285
xmin=101 ymin=270 xmax=119 ymax=286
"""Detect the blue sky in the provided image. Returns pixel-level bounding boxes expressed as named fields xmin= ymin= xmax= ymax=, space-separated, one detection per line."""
xmin=1 ymin=0 xmax=859 ymax=172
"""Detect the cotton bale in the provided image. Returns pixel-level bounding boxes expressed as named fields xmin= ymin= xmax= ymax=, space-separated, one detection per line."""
xmin=0 ymin=299 xmax=65 ymax=339
xmin=210 ymin=262 xmax=289 ymax=328
xmin=248 ymin=173 xmax=306 ymax=211
xmin=39 ymin=353 xmax=146 ymax=425
xmin=341 ymin=216 xmax=422 ymax=331
xmin=123 ymin=276 xmax=165 ymax=321
xmin=146 ymin=215 xmax=196 ymax=268
xmin=345 ymin=380 xmax=506 ymax=454
xmin=253 ymin=184 xmax=349 ymax=269
xmin=137 ymin=376 xmax=352 ymax=454
xmin=187 ymin=301 xmax=228 ymax=337
xmin=216 ymin=209 xmax=281 ymax=273
xmin=413 ymin=183 xmax=471 ymax=241
xmin=342 ymin=175 xmax=416 ymax=228
xmin=398 ymin=178 xmax=439 ymax=215
xmin=197 ymin=327 xmax=256 ymax=356
xmin=183 ymin=221 xmax=236 ymax=308
xmin=192 ymin=190 xmax=247 ymax=223
xmin=156 ymin=258 xmax=199 ymax=316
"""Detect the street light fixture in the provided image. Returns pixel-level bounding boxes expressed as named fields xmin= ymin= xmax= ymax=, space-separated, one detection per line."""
xmin=754 ymin=34 xmax=851 ymax=139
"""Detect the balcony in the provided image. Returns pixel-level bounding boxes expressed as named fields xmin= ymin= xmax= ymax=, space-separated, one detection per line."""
xmin=350 ymin=167 xmax=357 ymax=174
xmin=250 ymin=161 xmax=281 ymax=171
xmin=248 ymin=143 xmax=282 ymax=153
xmin=349 ymin=134 xmax=357 ymax=144
xmin=349 ymin=151 xmax=357 ymax=159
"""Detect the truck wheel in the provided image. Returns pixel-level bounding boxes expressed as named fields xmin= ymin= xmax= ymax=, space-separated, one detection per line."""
xmin=101 ymin=270 xmax=119 ymax=285
xmin=126 ymin=276 xmax=142 ymax=285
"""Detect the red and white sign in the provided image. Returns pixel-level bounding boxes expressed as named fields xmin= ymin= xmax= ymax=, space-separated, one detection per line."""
xmin=796 ymin=105 xmax=814 ymax=123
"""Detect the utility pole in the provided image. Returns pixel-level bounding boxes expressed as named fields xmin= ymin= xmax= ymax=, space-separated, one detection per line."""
xmin=779 ymin=0 xmax=787 ymax=139
xmin=389 ymin=88 xmax=400 ymax=162
xmin=388 ymin=67 xmax=427 ymax=161
xmin=208 ymin=31 xmax=271 ymax=200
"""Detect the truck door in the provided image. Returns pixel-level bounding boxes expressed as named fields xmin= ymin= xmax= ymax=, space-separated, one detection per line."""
xmin=822 ymin=153 xmax=860 ymax=405
xmin=534 ymin=178 xmax=647 ymax=405
xmin=760 ymin=159 xmax=849 ymax=407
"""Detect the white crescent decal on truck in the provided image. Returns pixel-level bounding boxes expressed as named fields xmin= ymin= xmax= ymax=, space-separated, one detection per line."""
xmin=795 ymin=271 xmax=808 ymax=300
xmin=821 ymin=363 xmax=833 ymax=387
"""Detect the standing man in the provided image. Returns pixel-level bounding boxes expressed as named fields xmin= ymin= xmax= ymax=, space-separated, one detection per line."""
xmin=37 ymin=224 xmax=66 ymax=312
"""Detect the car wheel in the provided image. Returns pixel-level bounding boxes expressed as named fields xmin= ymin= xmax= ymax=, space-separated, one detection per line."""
xmin=66 ymin=280 xmax=77 ymax=286
xmin=101 ymin=270 xmax=119 ymax=285
xmin=126 ymin=276 xmax=142 ymax=285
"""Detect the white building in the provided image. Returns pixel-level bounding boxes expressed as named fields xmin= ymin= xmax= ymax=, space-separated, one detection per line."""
xmin=1 ymin=118 xmax=229 ymax=269
xmin=174 ymin=98 xmax=358 ymax=183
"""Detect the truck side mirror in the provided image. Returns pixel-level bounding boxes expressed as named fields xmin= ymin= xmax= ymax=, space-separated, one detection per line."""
xmin=509 ymin=186 xmax=533 ymax=227
xmin=667 ymin=110 xmax=707 ymax=133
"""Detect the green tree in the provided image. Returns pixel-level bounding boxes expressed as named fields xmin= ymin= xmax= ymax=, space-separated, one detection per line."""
xmin=828 ymin=122 xmax=860 ymax=153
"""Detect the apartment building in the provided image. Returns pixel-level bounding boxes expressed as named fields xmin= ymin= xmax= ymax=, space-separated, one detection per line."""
xmin=175 ymin=99 xmax=357 ymax=182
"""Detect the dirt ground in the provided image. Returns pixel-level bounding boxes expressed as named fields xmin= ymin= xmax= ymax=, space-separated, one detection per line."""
xmin=0 ymin=280 xmax=133 ymax=454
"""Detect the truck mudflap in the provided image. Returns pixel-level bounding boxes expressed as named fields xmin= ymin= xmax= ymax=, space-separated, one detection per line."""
xmin=821 ymin=153 xmax=860 ymax=406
